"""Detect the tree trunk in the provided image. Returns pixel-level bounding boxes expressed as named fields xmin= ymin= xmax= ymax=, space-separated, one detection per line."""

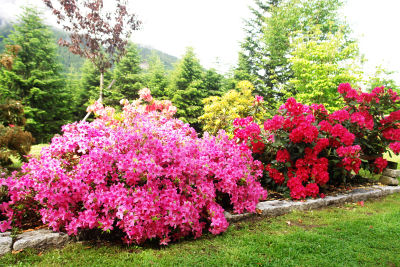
xmin=81 ymin=78 xmax=116 ymax=122
xmin=99 ymin=71 xmax=104 ymax=103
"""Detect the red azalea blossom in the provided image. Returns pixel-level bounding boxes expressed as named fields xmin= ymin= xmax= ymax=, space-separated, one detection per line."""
xmin=276 ymin=149 xmax=290 ymax=163
xmin=374 ymin=157 xmax=388 ymax=173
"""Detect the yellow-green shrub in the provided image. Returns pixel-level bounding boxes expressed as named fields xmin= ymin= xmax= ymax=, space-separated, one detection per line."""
xmin=199 ymin=81 xmax=266 ymax=135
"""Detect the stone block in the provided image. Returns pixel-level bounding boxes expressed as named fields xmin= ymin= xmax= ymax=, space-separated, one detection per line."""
xmin=379 ymin=176 xmax=399 ymax=186
xmin=0 ymin=232 xmax=12 ymax=256
xmin=383 ymin=169 xmax=400 ymax=178
xmin=13 ymin=229 xmax=69 ymax=251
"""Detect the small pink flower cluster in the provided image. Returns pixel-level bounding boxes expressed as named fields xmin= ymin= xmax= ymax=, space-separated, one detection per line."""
xmin=0 ymin=90 xmax=266 ymax=245
xmin=254 ymin=95 xmax=264 ymax=105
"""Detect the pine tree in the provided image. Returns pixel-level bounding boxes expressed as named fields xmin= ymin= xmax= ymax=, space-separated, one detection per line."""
xmin=203 ymin=68 xmax=225 ymax=97
xmin=78 ymin=59 xmax=112 ymax=116
xmin=143 ymin=52 xmax=169 ymax=99
xmin=0 ymin=7 xmax=72 ymax=142
xmin=113 ymin=43 xmax=143 ymax=103
xmin=167 ymin=48 xmax=205 ymax=131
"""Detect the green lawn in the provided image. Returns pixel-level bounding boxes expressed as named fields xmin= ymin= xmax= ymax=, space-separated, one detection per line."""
xmin=8 ymin=144 xmax=48 ymax=169
xmin=2 ymin=193 xmax=400 ymax=266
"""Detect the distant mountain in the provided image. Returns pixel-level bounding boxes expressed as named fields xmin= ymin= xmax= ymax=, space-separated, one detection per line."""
xmin=137 ymin=44 xmax=178 ymax=71
xmin=0 ymin=18 xmax=178 ymax=72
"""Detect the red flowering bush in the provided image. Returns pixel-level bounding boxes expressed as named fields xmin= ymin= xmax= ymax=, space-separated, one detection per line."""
xmin=234 ymin=84 xmax=399 ymax=199
xmin=336 ymin=83 xmax=400 ymax=172
xmin=0 ymin=90 xmax=266 ymax=245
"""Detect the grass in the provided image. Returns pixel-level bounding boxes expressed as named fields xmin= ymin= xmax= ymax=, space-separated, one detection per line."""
xmin=2 ymin=193 xmax=400 ymax=266
xmin=8 ymin=144 xmax=49 ymax=169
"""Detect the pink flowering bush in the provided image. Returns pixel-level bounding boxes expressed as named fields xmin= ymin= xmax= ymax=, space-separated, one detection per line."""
xmin=0 ymin=89 xmax=266 ymax=245
xmin=233 ymin=84 xmax=399 ymax=199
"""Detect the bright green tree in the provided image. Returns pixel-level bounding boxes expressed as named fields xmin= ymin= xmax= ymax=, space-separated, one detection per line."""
xmin=288 ymin=26 xmax=361 ymax=111
xmin=112 ymin=43 xmax=143 ymax=103
xmin=237 ymin=0 xmax=348 ymax=107
xmin=0 ymin=7 xmax=72 ymax=142
xmin=367 ymin=66 xmax=399 ymax=93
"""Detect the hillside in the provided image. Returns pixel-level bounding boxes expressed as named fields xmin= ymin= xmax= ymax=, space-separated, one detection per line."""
xmin=0 ymin=22 xmax=178 ymax=73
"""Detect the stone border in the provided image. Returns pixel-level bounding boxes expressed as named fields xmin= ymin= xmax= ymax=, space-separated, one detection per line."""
xmin=224 ymin=185 xmax=400 ymax=222
xmin=1 ymin=185 xmax=399 ymax=256
xmin=0 ymin=229 xmax=70 ymax=256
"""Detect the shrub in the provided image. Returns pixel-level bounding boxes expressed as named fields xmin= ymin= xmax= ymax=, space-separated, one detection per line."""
xmin=0 ymin=100 xmax=34 ymax=167
xmin=0 ymin=89 xmax=266 ymax=245
xmin=336 ymin=83 xmax=400 ymax=169
xmin=233 ymin=84 xmax=399 ymax=199
xmin=199 ymin=81 xmax=267 ymax=136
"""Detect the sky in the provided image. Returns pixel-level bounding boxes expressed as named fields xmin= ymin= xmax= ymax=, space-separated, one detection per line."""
xmin=1 ymin=0 xmax=400 ymax=83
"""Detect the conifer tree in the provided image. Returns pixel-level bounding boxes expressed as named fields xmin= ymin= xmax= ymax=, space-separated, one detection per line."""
xmin=167 ymin=48 xmax=205 ymax=131
xmin=0 ymin=7 xmax=71 ymax=142
xmin=77 ymin=59 xmax=112 ymax=116
xmin=143 ymin=52 xmax=168 ymax=99
xmin=112 ymin=43 xmax=143 ymax=103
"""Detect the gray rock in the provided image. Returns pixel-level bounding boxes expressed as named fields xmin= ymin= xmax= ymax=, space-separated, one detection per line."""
xmin=13 ymin=229 xmax=70 ymax=251
xmin=324 ymin=195 xmax=348 ymax=205
xmin=225 ymin=185 xmax=400 ymax=223
xmin=380 ymin=186 xmax=400 ymax=195
xmin=379 ymin=176 xmax=399 ymax=186
xmin=383 ymin=169 xmax=400 ymax=178
xmin=0 ymin=232 xmax=12 ymax=256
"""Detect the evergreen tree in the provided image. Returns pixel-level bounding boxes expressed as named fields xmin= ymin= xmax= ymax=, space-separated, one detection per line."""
xmin=78 ymin=59 xmax=112 ymax=116
xmin=143 ymin=52 xmax=169 ymax=99
xmin=203 ymin=68 xmax=225 ymax=97
xmin=113 ymin=43 xmax=143 ymax=103
xmin=236 ymin=0 xmax=348 ymax=108
xmin=0 ymin=7 xmax=71 ymax=142
xmin=167 ymin=47 xmax=205 ymax=131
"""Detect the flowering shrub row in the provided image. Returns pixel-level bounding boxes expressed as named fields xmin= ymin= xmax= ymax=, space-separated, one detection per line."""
xmin=234 ymin=84 xmax=399 ymax=199
xmin=0 ymin=89 xmax=266 ymax=245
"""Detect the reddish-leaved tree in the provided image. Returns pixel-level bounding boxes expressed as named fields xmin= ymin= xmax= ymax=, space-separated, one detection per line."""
xmin=42 ymin=0 xmax=141 ymax=119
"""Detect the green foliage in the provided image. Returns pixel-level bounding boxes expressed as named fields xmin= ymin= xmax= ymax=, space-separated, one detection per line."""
xmin=0 ymin=100 xmax=34 ymax=167
xmin=78 ymin=60 xmax=112 ymax=115
xmin=288 ymin=27 xmax=362 ymax=111
xmin=0 ymin=22 xmax=13 ymax=52
xmin=142 ymin=52 xmax=169 ymax=99
xmin=367 ymin=65 xmax=399 ymax=93
xmin=237 ymin=0 xmax=349 ymax=107
xmin=112 ymin=43 xmax=143 ymax=103
xmin=203 ymin=68 xmax=226 ymax=97
xmin=167 ymin=48 xmax=227 ymax=131
xmin=200 ymin=81 xmax=265 ymax=135
xmin=0 ymin=7 xmax=72 ymax=142
xmin=167 ymin=47 xmax=205 ymax=131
